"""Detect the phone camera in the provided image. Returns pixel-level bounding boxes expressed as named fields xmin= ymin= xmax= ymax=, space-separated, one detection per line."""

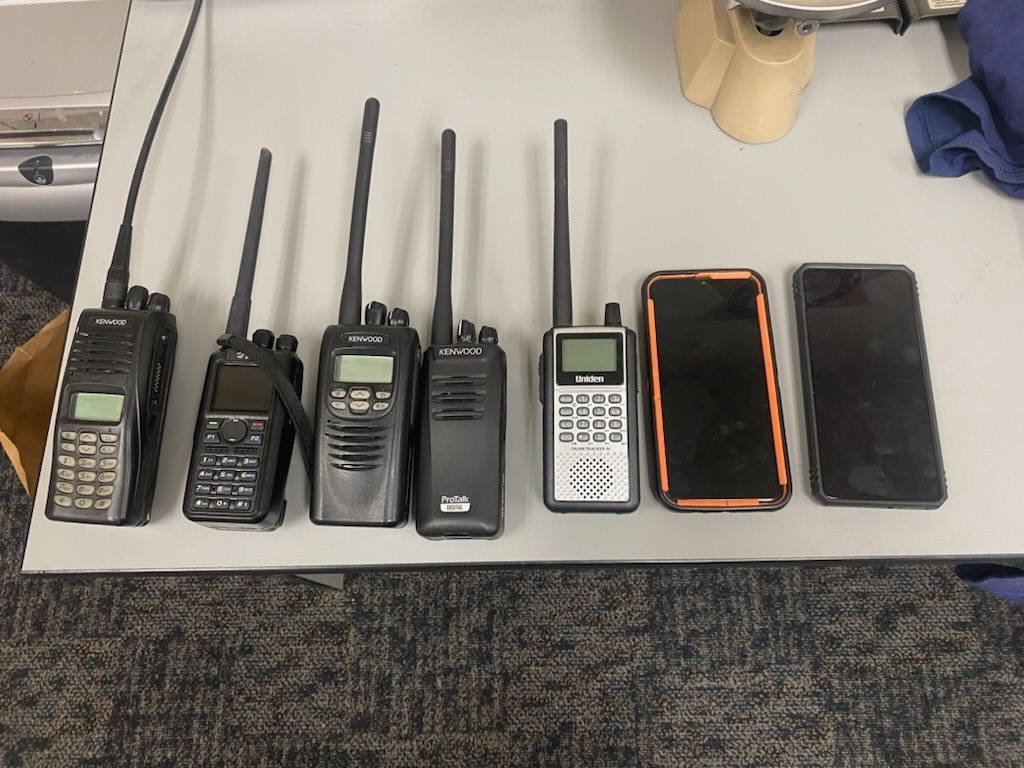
xmin=700 ymin=280 xmax=709 ymax=286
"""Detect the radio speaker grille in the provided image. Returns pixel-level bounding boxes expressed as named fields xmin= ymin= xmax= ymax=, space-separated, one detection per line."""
xmin=554 ymin=449 xmax=630 ymax=502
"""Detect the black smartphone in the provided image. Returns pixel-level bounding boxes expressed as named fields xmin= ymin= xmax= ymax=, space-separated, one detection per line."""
xmin=642 ymin=269 xmax=791 ymax=512
xmin=793 ymin=264 xmax=946 ymax=508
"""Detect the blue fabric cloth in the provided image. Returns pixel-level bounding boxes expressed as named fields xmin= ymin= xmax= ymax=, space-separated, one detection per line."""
xmin=905 ymin=0 xmax=1024 ymax=198
xmin=956 ymin=564 xmax=1024 ymax=605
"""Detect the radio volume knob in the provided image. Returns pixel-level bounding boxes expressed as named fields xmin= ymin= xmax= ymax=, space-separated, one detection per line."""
xmin=253 ymin=329 xmax=275 ymax=349
xmin=480 ymin=326 xmax=498 ymax=344
xmin=276 ymin=334 xmax=298 ymax=353
xmin=388 ymin=308 xmax=409 ymax=327
xmin=147 ymin=293 xmax=171 ymax=313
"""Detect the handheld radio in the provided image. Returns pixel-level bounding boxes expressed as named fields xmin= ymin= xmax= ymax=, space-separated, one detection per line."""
xmin=43 ymin=0 xmax=203 ymax=526
xmin=539 ymin=119 xmax=640 ymax=513
xmin=183 ymin=149 xmax=304 ymax=531
xmin=414 ymin=130 xmax=507 ymax=539
xmin=311 ymin=98 xmax=421 ymax=526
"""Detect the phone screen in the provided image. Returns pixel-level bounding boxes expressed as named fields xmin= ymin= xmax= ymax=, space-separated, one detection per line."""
xmin=798 ymin=266 xmax=943 ymax=505
xmin=647 ymin=274 xmax=785 ymax=502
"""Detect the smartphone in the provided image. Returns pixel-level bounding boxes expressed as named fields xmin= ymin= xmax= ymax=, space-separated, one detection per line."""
xmin=642 ymin=270 xmax=791 ymax=511
xmin=793 ymin=264 xmax=946 ymax=508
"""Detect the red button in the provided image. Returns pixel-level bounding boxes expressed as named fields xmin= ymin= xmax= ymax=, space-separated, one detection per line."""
xmin=250 ymin=420 xmax=266 ymax=432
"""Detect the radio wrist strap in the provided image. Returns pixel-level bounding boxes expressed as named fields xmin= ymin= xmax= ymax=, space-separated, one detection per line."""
xmin=218 ymin=334 xmax=314 ymax=480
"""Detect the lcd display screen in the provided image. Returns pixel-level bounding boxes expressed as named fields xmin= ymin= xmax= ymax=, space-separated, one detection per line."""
xmin=560 ymin=338 xmax=618 ymax=372
xmin=334 ymin=355 xmax=394 ymax=384
xmin=211 ymin=365 xmax=274 ymax=412
xmin=71 ymin=392 xmax=125 ymax=423
xmin=798 ymin=266 xmax=943 ymax=505
xmin=648 ymin=275 xmax=783 ymax=502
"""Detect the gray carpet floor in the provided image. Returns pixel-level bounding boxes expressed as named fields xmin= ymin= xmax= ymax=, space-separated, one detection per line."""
xmin=1 ymin=261 xmax=1023 ymax=767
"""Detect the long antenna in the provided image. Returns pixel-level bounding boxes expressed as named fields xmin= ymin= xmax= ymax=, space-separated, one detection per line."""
xmin=432 ymin=129 xmax=457 ymax=346
xmin=553 ymin=119 xmax=573 ymax=327
xmin=339 ymin=98 xmax=381 ymax=325
xmin=225 ymin=148 xmax=273 ymax=337
xmin=102 ymin=0 xmax=204 ymax=309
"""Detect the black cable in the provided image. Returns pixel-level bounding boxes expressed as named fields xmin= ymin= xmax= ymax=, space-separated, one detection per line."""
xmin=218 ymin=334 xmax=314 ymax=480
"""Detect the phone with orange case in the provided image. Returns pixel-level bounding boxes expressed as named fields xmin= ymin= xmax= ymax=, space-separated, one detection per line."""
xmin=642 ymin=270 xmax=791 ymax=512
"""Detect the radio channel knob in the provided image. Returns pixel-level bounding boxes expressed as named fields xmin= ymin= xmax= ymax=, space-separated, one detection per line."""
xmin=126 ymin=285 xmax=149 ymax=311
xmin=276 ymin=334 xmax=298 ymax=353
xmin=365 ymin=301 xmax=387 ymax=326
xmin=220 ymin=419 xmax=247 ymax=443
xmin=253 ymin=329 xmax=275 ymax=349
xmin=457 ymin=319 xmax=477 ymax=343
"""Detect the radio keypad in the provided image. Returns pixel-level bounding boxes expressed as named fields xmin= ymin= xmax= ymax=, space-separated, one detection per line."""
xmin=555 ymin=392 xmax=628 ymax=445
xmin=190 ymin=417 xmax=265 ymax=512
xmin=53 ymin=429 xmax=120 ymax=511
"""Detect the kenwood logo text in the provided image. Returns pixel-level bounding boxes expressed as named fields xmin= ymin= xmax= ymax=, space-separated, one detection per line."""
xmin=94 ymin=318 xmax=128 ymax=326
xmin=348 ymin=335 xmax=385 ymax=344
xmin=438 ymin=347 xmax=483 ymax=357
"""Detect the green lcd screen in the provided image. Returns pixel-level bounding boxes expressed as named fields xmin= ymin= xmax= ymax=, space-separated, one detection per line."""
xmin=334 ymin=355 xmax=394 ymax=384
xmin=71 ymin=392 xmax=125 ymax=423
xmin=560 ymin=338 xmax=618 ymax=372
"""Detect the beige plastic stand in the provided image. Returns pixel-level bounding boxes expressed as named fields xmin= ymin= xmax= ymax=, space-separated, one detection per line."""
xmin=675 ymin=0 xmax=815 ymax=143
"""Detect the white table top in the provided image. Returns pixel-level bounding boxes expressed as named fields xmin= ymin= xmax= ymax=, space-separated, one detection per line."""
xmin=22 ymin=0 xmax=1024 ymax=573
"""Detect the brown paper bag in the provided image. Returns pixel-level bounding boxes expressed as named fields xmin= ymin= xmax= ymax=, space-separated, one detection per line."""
xmin=0 ymin=311 xmax=69 ymax=497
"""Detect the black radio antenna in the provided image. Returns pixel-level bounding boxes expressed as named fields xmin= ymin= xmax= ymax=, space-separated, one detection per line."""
xmin=552 ymin=119 xmax=573 ymax=327
xmin=339 ymin=98 xmax=381 ymax=325
xmin=431 ymin=129 xmax=457 ymax=346
xmin=102 ymin=0 xmax=204 ymax=310
xmin=225 ymin=148 xmax=273 ymax=337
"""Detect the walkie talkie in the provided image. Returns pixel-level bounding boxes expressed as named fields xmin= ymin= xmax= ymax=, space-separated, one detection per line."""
xmin=414 ymin=130 xmax=507 ymax=539
xmin=43 ymin=0 xmax=204 ymax=526
xmin=183 ymin=149 xmax=303 ymax=531
xmin=311 ymin=98 xmax=421 ymax=526
xmin=540 ymin=119 xmax=640 ymax=513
